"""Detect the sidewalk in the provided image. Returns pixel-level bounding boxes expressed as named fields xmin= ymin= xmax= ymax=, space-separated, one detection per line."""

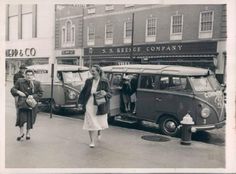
xmin=5 ymin=81 xmax=225 ymax=169
xmin=5 ymin=112 xmax=225 ymax=169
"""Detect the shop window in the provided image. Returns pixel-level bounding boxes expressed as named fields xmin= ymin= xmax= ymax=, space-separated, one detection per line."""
xmin=199 ymin=11 xmax=214 ymax=39
xmin=170 ymin=14 xmax=183 ymax=40
xmin=145 ymin=17 xmax=157 ymax=42
xmin=87 ymin=25 xmax=95 ymax=46
xmin=105 ymin=22 xmax=113 ymax=45
xmin=123 ymin=20 xmax=132 ymax=44
xmin=61 ymin=20 xmax=75 ymax=47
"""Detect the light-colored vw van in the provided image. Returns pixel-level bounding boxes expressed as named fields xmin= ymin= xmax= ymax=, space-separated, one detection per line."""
xmin=27 ymin=64 xmax=91 ymax=113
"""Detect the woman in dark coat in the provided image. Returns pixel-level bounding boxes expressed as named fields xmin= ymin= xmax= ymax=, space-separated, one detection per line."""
xmin=78 ymin=65 xmax=112 ymax=148
xmin=11 ymin=69 xmax=43 ymax=141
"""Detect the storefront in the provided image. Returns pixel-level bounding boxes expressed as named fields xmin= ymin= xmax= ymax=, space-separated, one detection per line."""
xmin=55 ymin=49 xmax=83 ymax=65
xmin=5 ymin=39 xmax=53 ymax=81
xmin=84 ymin=41 xmax=226 ymax=83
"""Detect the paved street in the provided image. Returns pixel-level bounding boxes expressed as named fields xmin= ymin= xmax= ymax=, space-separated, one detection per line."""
xmin=5 ymin=81 xmax=225 ymax=168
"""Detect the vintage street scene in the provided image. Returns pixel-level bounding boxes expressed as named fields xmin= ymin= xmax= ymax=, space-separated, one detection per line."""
xmin=3 ymin=2 xmax=234 ymax=173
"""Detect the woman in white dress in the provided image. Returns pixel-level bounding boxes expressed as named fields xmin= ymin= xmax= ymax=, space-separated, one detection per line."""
xmin=78 ymin=65 xmax=112 ymax=148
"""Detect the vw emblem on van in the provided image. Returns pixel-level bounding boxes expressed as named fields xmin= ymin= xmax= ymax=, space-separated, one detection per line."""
xmin=214 ymin=95 xmax=223 ymax=108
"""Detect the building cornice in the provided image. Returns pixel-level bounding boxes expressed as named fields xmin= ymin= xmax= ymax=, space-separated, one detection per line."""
xmin=84 ymin=5 xmax=171 ymax=20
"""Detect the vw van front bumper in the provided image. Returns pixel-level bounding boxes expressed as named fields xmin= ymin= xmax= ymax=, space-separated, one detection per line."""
xmin=193 ymin=120 xmax=226 ymax=131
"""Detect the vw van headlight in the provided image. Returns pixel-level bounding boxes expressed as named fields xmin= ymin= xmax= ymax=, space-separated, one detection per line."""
xmin=201 ymin=107 xmax=210 ymax=118
xmin=68 ymin=90 xmax=77 ymax=100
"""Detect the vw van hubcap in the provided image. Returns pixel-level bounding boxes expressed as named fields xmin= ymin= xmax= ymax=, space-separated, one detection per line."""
xmin=159 ymin=116 xmax=179 ymax=136
xmin=165 ymin=121 xmax=177 ymax=132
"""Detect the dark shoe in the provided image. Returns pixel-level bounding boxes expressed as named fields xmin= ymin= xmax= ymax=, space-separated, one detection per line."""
xmin=26 ymin=136 xmax=30 ymax=140
xmin=16 ymin=134 xmax=24 ymax=141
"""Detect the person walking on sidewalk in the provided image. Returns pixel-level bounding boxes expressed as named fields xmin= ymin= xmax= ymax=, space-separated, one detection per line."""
xmin=13 ymin=65 xmax=27 ymax=107
xmin=13 ymin=64 xmax=27 ymax=85
xmin=11 ymin=69 xmax=43 ymax=141
xmin=78 ymin=65 xmax=112 ymax=148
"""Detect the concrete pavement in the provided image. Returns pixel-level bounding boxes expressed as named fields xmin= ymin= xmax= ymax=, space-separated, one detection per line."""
xmin=5 ymin=81 xmax=225 ymax=169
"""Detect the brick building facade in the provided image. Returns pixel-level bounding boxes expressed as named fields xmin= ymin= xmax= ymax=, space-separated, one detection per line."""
xmin=55 ymin=4 xmax=227 ymax=82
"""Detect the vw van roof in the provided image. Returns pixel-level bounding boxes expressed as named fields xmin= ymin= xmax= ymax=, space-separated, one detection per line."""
xmin=27 ymin=64 xmax=89 ymax=72
xmin=102 ymin=64 xmax=212 ymax=76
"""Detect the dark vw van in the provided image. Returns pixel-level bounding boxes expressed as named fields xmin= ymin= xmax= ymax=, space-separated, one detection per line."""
xmin=102 ymin=64 xmax=226 ymax=136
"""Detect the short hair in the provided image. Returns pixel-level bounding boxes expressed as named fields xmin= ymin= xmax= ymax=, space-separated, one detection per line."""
xmin=25 ymin=69 xmax=35 ymax=75
xmin=92 ymin=64 xmax=103 ymax=77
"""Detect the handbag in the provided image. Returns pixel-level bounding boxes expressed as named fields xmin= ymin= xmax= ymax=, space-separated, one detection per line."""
xmin=26 ymin=95 xmax=37 ymax=108
xmin=93 ymin=91 xmax=106 ymax=106
xmin=18 ymin=97 xmax=30 ymax=109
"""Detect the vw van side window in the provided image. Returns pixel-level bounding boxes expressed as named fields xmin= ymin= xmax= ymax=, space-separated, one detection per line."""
xmin=160 ymin=76 xmax=189 ymax=91
xmin=111 ymin=73 xmax=123 ymax=87
xmin=140 ymin=75 xmax=156 ymax=89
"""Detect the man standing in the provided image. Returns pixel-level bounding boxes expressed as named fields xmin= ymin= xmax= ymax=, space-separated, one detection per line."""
xmin=13 ymin=64 xmax=27 ymax=85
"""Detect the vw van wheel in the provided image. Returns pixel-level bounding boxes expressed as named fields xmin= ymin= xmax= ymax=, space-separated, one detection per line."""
xmin=159 ymin=116 xmax=179 ymax=137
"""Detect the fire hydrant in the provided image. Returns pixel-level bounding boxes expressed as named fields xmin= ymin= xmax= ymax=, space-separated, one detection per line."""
xmin=180 ymin=113 xmax=196 ymax=145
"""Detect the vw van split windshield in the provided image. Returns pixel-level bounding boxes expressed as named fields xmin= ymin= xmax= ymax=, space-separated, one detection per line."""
xmin=62 ymin=71 xmax=91 ymax=87
xmin=190 ymin=76 xmax=220 ymax=92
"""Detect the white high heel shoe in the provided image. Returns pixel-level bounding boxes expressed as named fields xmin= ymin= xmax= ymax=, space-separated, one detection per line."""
xmin=89 ymin=143 xmax=95 ymax=148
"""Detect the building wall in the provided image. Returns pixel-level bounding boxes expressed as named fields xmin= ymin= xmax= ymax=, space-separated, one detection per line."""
xmin=54 ymin=4 xmax=227 ymax=82
xmin=83 ymin=4 xmax=226 ymax=47
xmin=5 ymin=3 xmax=54 ymax=80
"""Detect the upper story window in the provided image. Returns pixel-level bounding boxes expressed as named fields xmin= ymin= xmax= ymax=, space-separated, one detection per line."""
xmin=199 ymin=11 xmax=214 ymax=39
xmin=105 ymin=22 xmax=113 ymax=45
xmin=123 ymin=19 xmax=132 ymax=44
xmin=6 ymin=4 xmax=37 ymax=41
xmin=87 ymin=24 xmax=95 ymax=46
xmin=145 ymin=17 xmax=157 ymax=42
xmin=87 ymin=5 xmax=96 ymax=14
xmin=170 ymin=14 xmax=183 ymax=40
xmin=61 ymin=20 xmax=75 ymax=47
xmin=105 ymin=5 xmax=114 ymax=11
xmin=8 ymin=5 xmax=18 ymax=41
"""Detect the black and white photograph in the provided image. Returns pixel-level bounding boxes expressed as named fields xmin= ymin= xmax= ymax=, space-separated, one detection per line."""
xmin=1 ymin=0 xmax=236 ymax=173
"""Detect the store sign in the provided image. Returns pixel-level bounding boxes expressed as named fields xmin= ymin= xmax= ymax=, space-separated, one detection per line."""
xmin=61 ymin=50 xmax=75 ymax=55
xmin=84 ymin=41 xmax=217 ymax=56
xmin=5 ymin=48 xmax=36 ymax=57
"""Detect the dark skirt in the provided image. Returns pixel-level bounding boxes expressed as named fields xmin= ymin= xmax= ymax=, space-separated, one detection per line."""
xmin=16 ymin=108 xmax=37 ymax=129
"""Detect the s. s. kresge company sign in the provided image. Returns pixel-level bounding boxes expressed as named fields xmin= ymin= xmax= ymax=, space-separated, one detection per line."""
xmin=84 ymin=41 xmax=217 ymax=56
